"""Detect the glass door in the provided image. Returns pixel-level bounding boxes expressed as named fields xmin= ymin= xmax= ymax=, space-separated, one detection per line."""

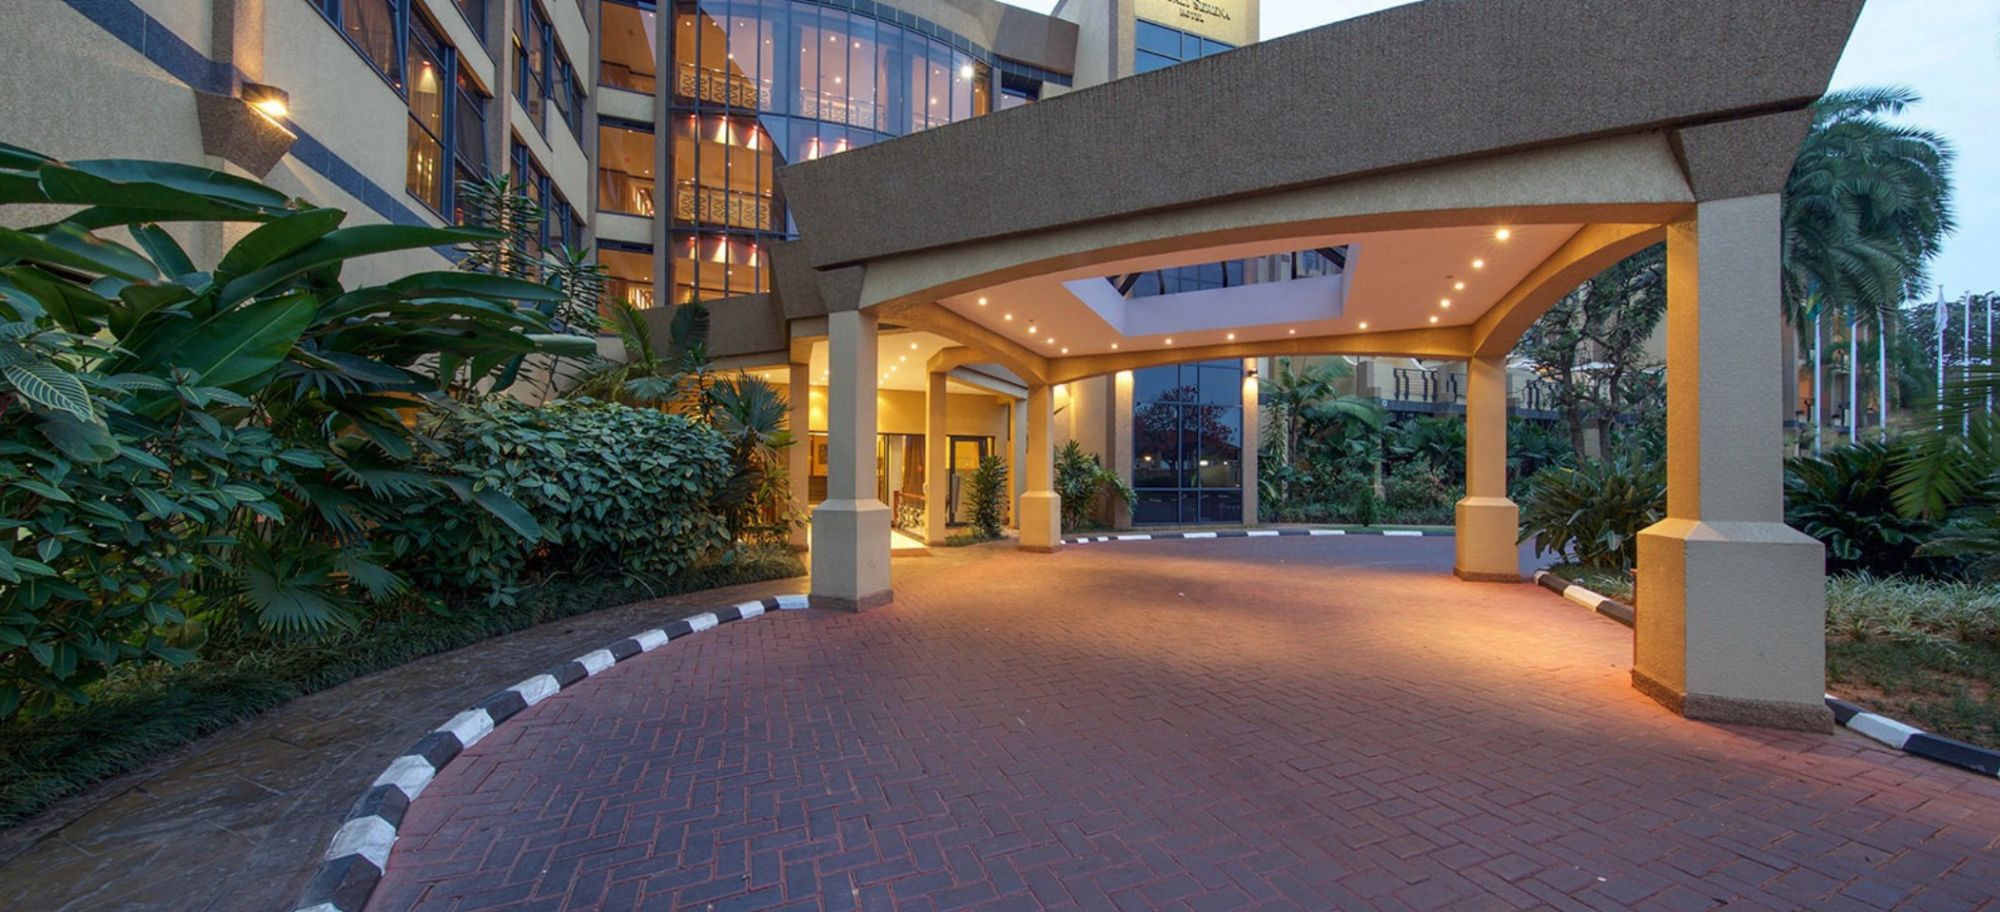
xmin=946 ymin=436 xmax=990 ymax=525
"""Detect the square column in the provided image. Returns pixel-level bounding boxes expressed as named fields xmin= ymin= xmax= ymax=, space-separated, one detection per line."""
xmin=1634 ymin=195 xmax=1829 ymax=731
xmin=1454 ymin=354 xmax=1519 ymax=581
xmin=1241 ymin=359 xmax=1260 ymax=527
xmin=786 ymin=362 xmax=812 ymax=551
xmin=1019 ymin=384 xmax=1062 ymax=552
xmin=924 ymin=371 xmax=949 ymax=545
xmin=1009 ymin=398 xmax=1027 ymax=529
xmin=810 ymin=309 xmax=893 ymax=612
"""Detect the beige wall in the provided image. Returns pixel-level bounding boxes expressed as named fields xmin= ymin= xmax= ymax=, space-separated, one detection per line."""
xmin=781 ymin=385 xmax=1010 ymax=441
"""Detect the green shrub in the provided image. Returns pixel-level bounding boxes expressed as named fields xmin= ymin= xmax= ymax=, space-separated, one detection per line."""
xmin=386 ymin=400 xmax=735 ymax=606
xmin=1388 ymin=416 xmax=1466 ymax=483
xmin=1055 ymin=440 xmax=1134 ymax=532
xmin=1786 ymin=441 xmax=1946 ymax=577
xmin=1519 ymin=456 xmax=1665 ymax=571
xmin=965 ymin=454 xmax=1008 ymax=539
xmin=1826 ymin=573 xmax=2000 ymax=651
xmin=1382 ymin=460 xmax=1459 ymax=525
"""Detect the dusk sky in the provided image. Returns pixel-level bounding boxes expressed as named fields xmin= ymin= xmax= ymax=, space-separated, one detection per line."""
xmin=1007 ymin=0 xmax=1998 ymax=301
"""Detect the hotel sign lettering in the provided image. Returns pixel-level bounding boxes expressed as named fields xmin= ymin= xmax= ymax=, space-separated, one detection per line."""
xmin=1136 ymin=0 xmax=1252 ymax=47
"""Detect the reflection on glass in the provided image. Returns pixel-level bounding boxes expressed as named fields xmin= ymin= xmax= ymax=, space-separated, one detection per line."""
xmin=598 ymin=122 xmax=657 ymax=216
xmin=1130 ymin=361 xmax=1243 ymax=524
xmin=599 ymin=246 xmax=655 ymax=316
xmin=344 ymin=0 xmax=401 ymax=82
xmin=600 ymin=1 xmax=658 ymax=92
xmin=405 ymin=24 xmax=448 ymax=211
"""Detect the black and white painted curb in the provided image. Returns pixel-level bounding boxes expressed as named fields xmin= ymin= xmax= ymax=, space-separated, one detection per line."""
xmin=1532 ymin=570 xmax=1636 ymax=628
xmin=1825 ymin=696 xmax=2000 ymax=778
xmin=1064 ymin=527 xmax=1448 ymax=544
xmin=290 ymin=593 xmax=812 ymax=912
xmin=1535 ymin=571 xmax=2000 ymax=780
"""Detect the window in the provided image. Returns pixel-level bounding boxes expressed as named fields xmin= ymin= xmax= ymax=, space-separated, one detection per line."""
xmin=1134 ymin=19 xmax=1232 ymax=74
xmin=515 ymin=0 xmax=551 ymax=130
xmin=405 ymin=17 xmax=450 ymax=213
xmin=598 ymin=121 xmax=656 ymax=216
xmin=454 ymin=0 xmax=488 ymax=42
xmin=600 ymin=0 xmax=658 ymax=92
xmin=508 ymin=142 xmax=580 ymax=256
xmin=599 ymin=245 xmax=654 ymax=314
xmin=1132 ymin=361 xmax=1244 ymax=525
xmin=452 ymin=68 xmax=491 ymax=222
xmin=307 ymin=0 xmax=403 ymax=84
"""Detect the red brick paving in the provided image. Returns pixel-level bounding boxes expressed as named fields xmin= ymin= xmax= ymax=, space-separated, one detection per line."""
xmin=369 ymin=537 xmax=2000 ymax=911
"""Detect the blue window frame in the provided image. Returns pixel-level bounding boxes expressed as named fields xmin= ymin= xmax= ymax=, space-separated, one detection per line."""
xmin=307 ymin=0 xmax=406 ymax=87
xmin=1134 ymin=18 xmax=1232 ymax=74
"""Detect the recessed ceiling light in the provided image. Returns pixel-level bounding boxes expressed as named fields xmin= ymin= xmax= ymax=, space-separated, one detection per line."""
xmin=1429 ymin=315 xmax=1440 ymax=324
xmin=899 ymin=355 xmax=907 ymax=362
xmin=1440 ymin=299 xmax=1452 ymax=308
xmin=1226 ymin=332 xmax=1236 ymax=341
xmin=977 ymin=297 xmax=988 ymax=306
xmin=1028 ymin=325 xmax=1038 ymax=334
xmin=1472 ymin=259 xmax=1485 ymax=269
xmin=910 ymin=342 xmax=919 ymax=350
xmin=1495 ymin=228 xmax=1511 ymax=240
xmin=1045 ymin=337 xmax=1055 ymax=345
xmin=1454 ymin=281 xmax=1466 ymax=291
xmin=1004 ymin=313 xmax=1014 ymax=321
xmin=1110 ymin=343 xmax=1119 ymax=350
xmin=1060 ymin=347 xmax=1069 ymax=354
xmin=1358 ymin=322 xmax=1369 ymax=329
xmin=1164 ymin=338 xmax=1174 ymax=345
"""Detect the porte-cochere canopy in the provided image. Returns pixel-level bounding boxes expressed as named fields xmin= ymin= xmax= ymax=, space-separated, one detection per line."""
xmin=769 ymin=0 xmax=1866 ymax=732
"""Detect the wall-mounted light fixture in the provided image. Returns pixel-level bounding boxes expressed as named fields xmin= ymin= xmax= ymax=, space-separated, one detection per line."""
xmin=242 ymin=82 xmax=290 ymax=120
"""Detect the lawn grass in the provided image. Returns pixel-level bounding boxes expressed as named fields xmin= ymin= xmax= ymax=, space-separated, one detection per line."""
xmin=1542 ymin=564 xmax=2000 ymax=750
xmin=0 ymin=547 xmax=804 ymax=830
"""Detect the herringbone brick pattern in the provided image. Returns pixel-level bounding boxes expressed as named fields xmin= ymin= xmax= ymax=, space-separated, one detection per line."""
xmin=369 ymin=538 xmax=2000 ymax=911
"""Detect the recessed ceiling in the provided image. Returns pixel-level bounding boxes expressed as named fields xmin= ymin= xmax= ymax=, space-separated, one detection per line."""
xmin=940 ymin=224 xmax=1583 ymax=358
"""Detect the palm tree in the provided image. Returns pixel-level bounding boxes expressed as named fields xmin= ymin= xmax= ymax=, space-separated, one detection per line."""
xmin=1783 ymin=86 xmax=1955 ymax=328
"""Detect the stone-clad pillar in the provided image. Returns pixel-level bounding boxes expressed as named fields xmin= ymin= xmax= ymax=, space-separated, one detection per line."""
xmin=786 ymin=361 xmax=811 ymax=551
xmin=810 ymin=309 xmax=892 ymax=611
xmin=1019 ymin=384 xmax=1062 ymax=552
xmin=1454 ymin=355 xmax=1518 ymax=581
xmin=1634 ymin=195 xmax=1828 ymax=730
xmin=924 ymin=371 xmax=949 ymax=545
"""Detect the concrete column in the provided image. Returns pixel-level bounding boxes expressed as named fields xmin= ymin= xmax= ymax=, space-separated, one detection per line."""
xmin=1634 ymin=195 xmax=1829 ymax=731
xmin=1241 ymin=358 xmax=1260 ymax=527
xmin=923 ymin=371 xmax=949 ymax=545
xmin=1454 ymin=355 xmax=1519 ymax=581
xmin=809 ymin=309 xmax=893 ymax=611
xmin=1019 ymin=384 xmax=1062 ymax=552
xmin=786 ymin=362 xmax=811 ymax=551
xmin=1009 ymin=398 xmax=1027 ymax=528
xmin=1111 ymin=371 xmax=1135 ymax=529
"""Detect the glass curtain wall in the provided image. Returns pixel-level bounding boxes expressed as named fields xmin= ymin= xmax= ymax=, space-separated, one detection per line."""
xmin=650 ymin=0 xmax=994 ymax=307
xmin=1132 ymin=361 xmax=1244 ymax=524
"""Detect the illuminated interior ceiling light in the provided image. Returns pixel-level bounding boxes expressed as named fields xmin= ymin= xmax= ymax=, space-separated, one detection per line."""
xmin=960 ymin=64 xmax=975 ymax=79
xmin=1472 ymin=258 xmax=1485 ymax=269
xmin=1454 ymin=281 xmax=1466 ymax=291
xmin=1358 ymin=322 xmax=1369 ymax=329
xmin=898 ymin=355 xmax=907 ymax=362
xmin=1226 ymin=332 xmax=1236 ymax=341
xmin=242 ymin=82 xmax=290 ymax=119
xmin=977 ymin=297 xmax=988 ymax=306
xmin=1287 ymin=329 xmax=1296 ymax=335
xmin=1003 ymin=313 xmax=1014 ymax=321
xmin=1060 ymin=347 xmax=1069 ymax=354
xmin=1027 ymin=325 xmax=1038 ymax=334
xmin=1164 ymin=338 xmax=1174 ymax=345
xmin=1429 ymin=315 xmax=1440 ymax=324
xmin=1440 ymin=299 xmax=1452 ymax=308
xmin=1495 ymin=228 xmax=1511 ymax=240
xmin=909 ymin=341 xmax=919 ymax=350
xmin=1045 ymin=337 xmax=1055 ymax=345
xmin=1110 ymin=343 xmax=1119 ymax=350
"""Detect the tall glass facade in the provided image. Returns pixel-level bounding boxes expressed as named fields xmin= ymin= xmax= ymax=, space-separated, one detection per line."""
xmin=1132 ymin=361 xmax=1244 ymax=525
xmin=599 ymin=0 xmax=997 ymax=310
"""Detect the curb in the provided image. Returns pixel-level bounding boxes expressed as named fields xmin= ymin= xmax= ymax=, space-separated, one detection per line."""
xmin=1825 ymin=695 xmax=2000 ymax=778
xmin=1531 ymin=570 xmax=1636 ymax=628
xmin=1533 ymin=571 xmax=2000 ymax=781
xmin=290 ymin=593 xmax=813 ymax=912
xmin=1064 ymin=527 xmax=1448 ymax=544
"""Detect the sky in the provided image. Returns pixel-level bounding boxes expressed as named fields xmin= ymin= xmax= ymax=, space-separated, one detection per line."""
xmin=1002 ymin=0 xmax=1999 ymax=299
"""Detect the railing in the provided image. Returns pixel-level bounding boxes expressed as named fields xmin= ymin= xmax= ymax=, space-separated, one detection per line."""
xmin=601 ymin=62 xmax=657 ymax=94
xmin=672 ymin=181 xmax=773 ymax=230
xmin=598 ymin=169 xmax=655 ymax=217
xmin=1519 ymin=379 xmax=1559 ymax=411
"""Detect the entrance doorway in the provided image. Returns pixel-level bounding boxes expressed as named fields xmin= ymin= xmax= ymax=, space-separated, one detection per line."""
xmin=947 ymin=436 xmax=990 ymax=525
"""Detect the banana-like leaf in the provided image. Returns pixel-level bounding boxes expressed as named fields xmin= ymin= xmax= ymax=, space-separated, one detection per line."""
xmin=215 ymin=208 xmax=346 ymax=281
xmin=0 ymin=225 xmax=157 ymax=282
xmin=386 ymin=270 xmax=565 ymax=302
xmin=527 ymin=333 xmax=598 ymax=357
xmin=217 ymin=225 xmax=503 ymax=307
xmin=112 ymin=283 xmax=196 ymax=338
xmin=43 ymin=156 xmax=292 ymax=212
xmin=121 ymin=291 xmax=315 ymax=392
xmin=128 ymin=224 xmax=196 ymax=278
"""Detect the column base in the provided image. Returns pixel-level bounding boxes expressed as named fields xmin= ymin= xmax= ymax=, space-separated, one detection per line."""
xmin=1634 ymin=519 xmax=1829 ymax=731
xmin=1631 ymin=667 xmax=1832 ymax=732
xmin=1018 ymin=490 xmax=1062 ymax=552
xmin=810 ymin=590 xmax=895 ymax=613
xmin=1453 ymin=496 xmax=1520 ymax=582
xmin=810 ymin=498 xmax=893 ymax=609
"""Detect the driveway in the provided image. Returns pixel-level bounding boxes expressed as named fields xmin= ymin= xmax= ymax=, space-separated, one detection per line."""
xmin=370 ymin=537 xmax=2000 ymax=911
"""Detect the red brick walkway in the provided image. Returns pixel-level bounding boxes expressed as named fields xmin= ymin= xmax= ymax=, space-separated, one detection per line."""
xmin=369 ymin=538 xmax=2000 ymax=911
